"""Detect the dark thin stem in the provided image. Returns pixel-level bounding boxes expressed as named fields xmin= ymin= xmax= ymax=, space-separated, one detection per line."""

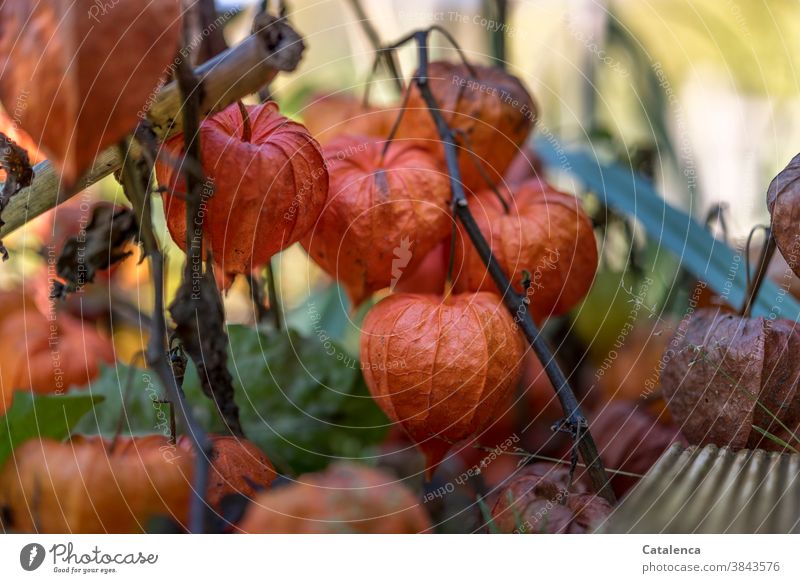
xmin=456 ymin=128 xmax=510 ymax=212
xmin=347 ymin=0 xmax=404 ymax=93
xmin=246 ymin=273 xmax=270 ymax=323
xmin=427 ymin=26 xmax=478 ymax=77
xmin=445 ymin=219 xmax=458 ymax=294
xmin=117 ymin=141 xmax=211 ymax=534
xmin=175 ymin=59 xmax=205 ymax=275
xmin=155 ymin=400 xmax=178 ymax=445
xmin=380 ymin=81 xmax=414 ymax=162
xmin=741 ymin=226 xmax=776 ymax=318
xmin=264 ymin=259 xmax=283 ymax=331
xmin=193 ymin=0 xmax=228 ymax=64
xmin=409 ymin=30 xmax=615 ymax=503
xmin=704 ymin=202 xmax=729 ymax=243
xmin=488 ymin=0 xmax=508 ymax=68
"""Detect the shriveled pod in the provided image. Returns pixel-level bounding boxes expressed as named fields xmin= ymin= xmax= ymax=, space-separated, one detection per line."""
xmin=454 ymin=179 xmax=597 ymax=322
xmin=766 ymin=153 xmax=800 ymax=278
xmin=177 ymin=434 xmax=276 ymax=509
xmin=302 ymin=92 xmax=397 ymax=145
xmin=360 ymin=292 xmax=525 ymax=476
xmin=490 ymin=463 xmax=611 ymax=534
xmin=302 ymin=135 xmax=451 ymax=306
xmin=156 ymin=101 xmax=328 ymax=276
xmin=581 ymin=401 xmax=685 ymax=497
xmin=0 ymin=436 xmax=193 ymax=533
xmin=661 ymin=308 xmax=800 ymax=451
xmin=397 ymin=61 xmax=536 ymax=193
xmin=238 ymin=462 xmax=430 ymax=533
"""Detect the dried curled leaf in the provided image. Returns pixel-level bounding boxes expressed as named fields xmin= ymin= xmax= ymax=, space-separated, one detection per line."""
xmin=360 ymin=292 xmax=525 ymax=477
xmin=661 ymin=309 xmax=800 ymax=451
xmin=0 ymin=0 xmax=182 ymax=184
xmin=51 ymin=204 xmax=138 ymax=298
xmin=170 ymin=265 xmax=243 ymax=438
xmin=490 ymin=463 xmax=612 ymax=534
xmin=302 ymin=135 xmax=451 ymax=306
xmin=766 ymin=153 xmax=800 ymax=278
xmin=238 ymin=462 xmax=431 ymax=533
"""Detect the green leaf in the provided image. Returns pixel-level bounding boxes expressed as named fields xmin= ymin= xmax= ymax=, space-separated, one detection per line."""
xmin=70 ymin=364 xmax=171 ymax=438
xmin=183 ymin=325 xmax=389 ymax=475
xmin=538 ymin=140 xmax=800 ymax=321
xmin=0 ymin=392 xmax=103 ymax=467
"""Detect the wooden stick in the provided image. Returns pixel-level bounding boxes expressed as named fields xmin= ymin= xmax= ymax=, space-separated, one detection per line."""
xmin=0 ymin=16 xmax=304 ymax=239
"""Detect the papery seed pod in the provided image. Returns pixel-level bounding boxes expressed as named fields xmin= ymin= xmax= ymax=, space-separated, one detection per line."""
xmin=302 ymin=92 xmax=397 ymax=145
xmin=156 ymin=101 xmax=328 ymax=276
xmin=360 ymin=292 xmax=525 ymax=476
xmin=0 ymin=304 xmax=114 ymax=415
xmin=661 ymin=309 xmax=800 ymax=451
xmin=397 ymin=61 xmax=536 ymax=193
xmin=0 ymin=0 xmax=182 ymax=184
xmin=454 ymin=179 xmax=597 ymax=322
xmin=0 ymin=436 xmax=193 ymax=533
xmin=302 ymin=135 xmax=451 ymax=306
xmin=238 ymin=462 xmax=430 ymax=533
xmin=767 ymin=153 xmax=800 ymax=278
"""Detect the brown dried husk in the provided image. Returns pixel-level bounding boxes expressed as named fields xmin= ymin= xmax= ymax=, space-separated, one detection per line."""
xmin=360 ymin=292 xmax=525 ymax=477
xmin=302 ymin=135 xmax=451 ymax=306
xmin=397 ymin=61 xmax=536 ymax=193
xmin=490 ymin=463 xmax=612 ymax=533
xmin=661 ymin=309 xmax=800 ymax=451
xmin=237 ymin=462 xmax=431 ymax=533
xmin=767 ymin=153 xmax=800 ymax=278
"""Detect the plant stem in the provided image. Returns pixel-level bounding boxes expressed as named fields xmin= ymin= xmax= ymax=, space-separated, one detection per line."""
xmin=237 ymin=101 xmax=253 ymax=143
xmin=409 ymin=30 xmax=615 ymax=504
xmin=0 ymin=17 xmax=305 ymax=239
xmin=741 ymin=227 xmax=776 ymax=318
xmin=347 ymin=0 xmax=403 ymax=93
xmin=117 ymin=140 xmax=211 ymax=534
xmin=265 ymin=259 xmax=283 ymax=331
